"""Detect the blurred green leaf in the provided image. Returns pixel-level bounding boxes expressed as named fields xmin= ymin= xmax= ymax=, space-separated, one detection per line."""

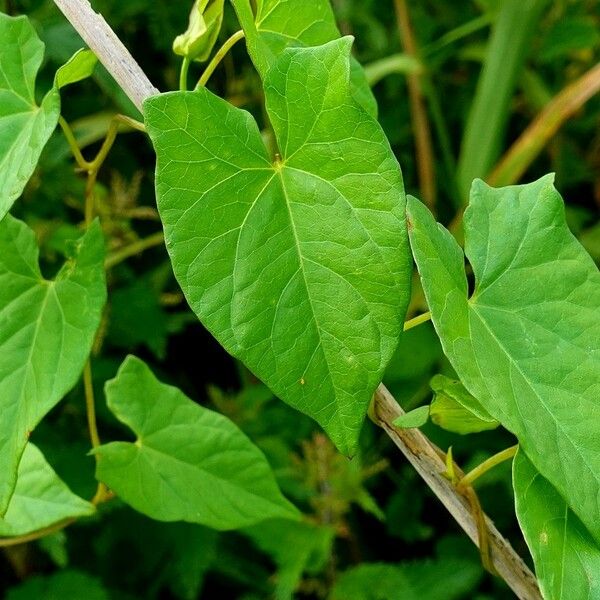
xmin=244 ymin=518 xmax=334 ymax=600
xmin=107 ymin=281 xmax=168 ymax=359
xmin=540 ymin=16 xmax=600 ymax=62
xmin=329 ymin=559 xmax=482 ymax=600
xmin=6 ymin=570 xmax=109 ymax=600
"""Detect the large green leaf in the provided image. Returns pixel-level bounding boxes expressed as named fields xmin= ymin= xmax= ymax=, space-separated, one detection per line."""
xmin=513 ymin=451 xmax=600 ymax=600
xmin=230 ymin=0 xmax=377 ymax=116
xmin=329 ymin=559 xmax=482 ymax=600
xmin=0 ymin=216 xmax=105 ymax=514
xmin=144 ymin=38 xmax=409 ymax=454
xmin=94 ymin=356 xmax=299 ymax=529
xmin=406 ymin=175 xmax=600 ymax=542
xmin=0 ymin=13 xmax=97 ymax=219
xmin=0 ymin=444 xmax=94 ymax=537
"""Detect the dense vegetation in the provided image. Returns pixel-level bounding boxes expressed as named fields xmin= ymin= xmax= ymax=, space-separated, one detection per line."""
xmin=0 ymin=0 xmax=599 ymax=598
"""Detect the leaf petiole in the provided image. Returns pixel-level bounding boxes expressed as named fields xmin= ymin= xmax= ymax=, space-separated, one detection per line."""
xmin=403 ymin=311 xmax=431 ymax=331
xmin=195 ymin=30 xmax=245 ymax=89
xmin=458 ymin=444 xmax=519 ymax=489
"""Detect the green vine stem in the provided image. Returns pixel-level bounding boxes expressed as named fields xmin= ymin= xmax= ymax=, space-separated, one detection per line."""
xmin=179 ymin=56 xmax=191 ymax=91
xmin=196 ymin=30 xmax=245 ymax=89
xmin=0 ymin=518 xmax=76 ymax=549
xmin=403 ymin=311 xmax=431 ymax=331
xmin=458 ymin=445 xmax=519 ymax=489
xmin=104 ymin=231 xmax=165 ymax=269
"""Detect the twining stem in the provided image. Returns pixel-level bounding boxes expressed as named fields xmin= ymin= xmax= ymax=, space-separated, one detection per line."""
xmin=58 ymin=116 xmax=88 ymax=169
xmin=179 ymin=56 xmax=191 ymax=91
xmin=104 ymin=231 xmax=165 ymax=269
xmin=196 ymin=30 xmax=245 ymax=89
xmin=403 ymin=311 xmax=431 ymax=331
xmin=393 ymin=0 xmax=436 ymax=211
xmin=458 ymin=445 xmax=519 ymax=489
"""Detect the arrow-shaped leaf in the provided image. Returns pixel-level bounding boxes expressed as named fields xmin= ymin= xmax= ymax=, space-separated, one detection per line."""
xmin=144 ymin=38 xmax=410 ymax=454
xmin=0 ymin=216 xmax=106 ymax=513
xmin=94 ymin=356 xmax=299 ymax=530
xmin=407 ymin=175 xmax=600 ymax=542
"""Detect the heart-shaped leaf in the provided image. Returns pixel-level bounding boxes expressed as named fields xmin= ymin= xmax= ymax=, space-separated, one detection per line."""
xmin=94 ymin=356 xmax=299 ymax=530
xmin=0 ymin=444 xmax=94 ymax=537
xmin=407 ymin=175 xmax=600 ymax=542
xmin=0 ymin=216 xmax=106 ymax=513
xmin=144 ymin=38 xmax=410 ymax=454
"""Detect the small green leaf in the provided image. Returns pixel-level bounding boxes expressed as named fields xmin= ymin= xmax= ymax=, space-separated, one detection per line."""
xmin=144 ymin=38 xmax=410 ymax=455
xmin=0 ymin=217 xmax=106 ymax=514
xmin=173 ymin=0 xmax=224 ymax=63
xmin=231 ymin=0 xmax=377 ymax=116
xmin=329 ymin=559 xmax=482 ymax=600
xmin=429 ymin=374 xmax=498 ymax=435
xmin=0 ymin=444 xmax=94 ymax=537
xmin=94 ymin=356 xmax=299 ymax=530
xmin=393 ymin=406 xmax=430 ymax=429
xmin=514 ymin=451 xmax=600 ymax=599
xmin=407 ymin=175 xmax=600 ymax=542
xmin=54 ymin=48 xmax=97 ymax=89
xmin=0 ymin=14 xmax=96 ymax=219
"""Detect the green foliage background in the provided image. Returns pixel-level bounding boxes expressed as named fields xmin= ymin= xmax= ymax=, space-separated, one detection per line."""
xmin=1 ymin=0 xmax=599 ymax=598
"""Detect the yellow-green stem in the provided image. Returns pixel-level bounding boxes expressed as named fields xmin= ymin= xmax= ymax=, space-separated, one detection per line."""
xmin=0 ymin=518 xmax=76 ymax=548
xmin=104 ymin=231 xmax=165 ymax=269
xmin=179 ymin=56 xmax=191 ymax=91
xmin=196 ymin=30 xmax=245 ymax=89
xmin=403 ymin=311 xmax=431 ymax=331
xmin=458 ymin=445 xmax=519 ymax=489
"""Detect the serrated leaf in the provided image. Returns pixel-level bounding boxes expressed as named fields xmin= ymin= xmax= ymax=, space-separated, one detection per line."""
xmin=513 ymin=450 xmax=600 ymax=600
xmin=0 ymin=444 xmax=94 ymax=537
xmin=329 ymin=559 xmax=482 ymax=600
xmin=0 ymin=14 xmax=96 ymax=219
xmin=406 ymin=175 xmax=600 ymax=542
xmin=94 ymin=356 xmax=299 ymax=529
xmin=0 ymin=217 xmax=106 ymax=514
xmin=144 ymin=38 xmax=409 ymax=455
xmin=231 ymin=0 xmax=377 ymax=116
xmin=429 ymin=374 xmax=498 ymax=435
